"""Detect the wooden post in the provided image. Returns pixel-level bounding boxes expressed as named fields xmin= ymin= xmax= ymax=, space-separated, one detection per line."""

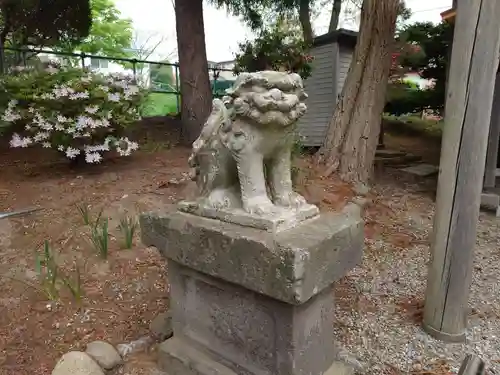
xmin=457 ymin=355 xmax=485 ymax=375
xmin=483 ymin=72 xmax=500 ymax=189
xmin=423 ymin=0 xmax=500 ymax=342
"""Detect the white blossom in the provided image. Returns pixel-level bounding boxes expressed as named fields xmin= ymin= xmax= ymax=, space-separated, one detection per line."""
xmin=40 ymin=93 xmax=55 ymax=100
xmin=4 ymin=66 xmax=142 ymax=163
xmin=107 ymin=93 xmax=120 ymax=102
xmin=53 ymin=86 xmax=75 ymax=98
xmin=57 ymin=115 xmax=70 ymax=123
xmin=69 ymin=92 xmax=90 ymax=100
xmin=116 ymin=137 xmax=139 ymax=156
xmin=3 ymin=109 xmax=21 ymax=122
xmin=34 ymin=132 xmax=50 ymax=142
xmin=10 ymin=133 xmax=32 ymax=148
xmin=127 ymin=85 xmax=139 ymax=95
xmin=65 ymin=147 xmax=81 ymax=159
xmin=85 ymin=152 xmax=102 ymax=163
xmin=85 ymin=105 xmax=99 ymax=114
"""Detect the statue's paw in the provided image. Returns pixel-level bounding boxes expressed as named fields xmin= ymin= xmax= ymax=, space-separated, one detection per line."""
xmin=274 ymin=192 xmax=307 ymax=208
xmin=243 ymin=197 xmax=275 ymax=215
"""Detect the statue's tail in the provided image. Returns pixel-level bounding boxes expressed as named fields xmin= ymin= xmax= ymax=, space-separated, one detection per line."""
xmin=188 ymin=98 xmax=228 ymax=169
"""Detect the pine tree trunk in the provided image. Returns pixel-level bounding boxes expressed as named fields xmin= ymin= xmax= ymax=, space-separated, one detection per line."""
xmin=316 ymin=0 xmax=399 ymax=183
xmin=175 ymin=0 xmax=212 ymax=145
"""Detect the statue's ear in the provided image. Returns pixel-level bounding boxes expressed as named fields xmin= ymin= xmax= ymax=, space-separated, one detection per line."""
xmin=222 ymin=95 xmax=232 ymax=107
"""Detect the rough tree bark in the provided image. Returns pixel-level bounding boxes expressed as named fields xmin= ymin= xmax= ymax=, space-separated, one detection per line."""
xmin=328 ymin=0 xmax=342 ymax=31
xmin=298 ymin=0 xmax=314 ymax=45
xmin=175 ymin=0 xmax=212 ymax=145
xmin=316 ymin=0 xmax=399 ymax=183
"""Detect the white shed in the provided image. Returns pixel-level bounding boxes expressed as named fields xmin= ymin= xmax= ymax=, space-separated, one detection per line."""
xmin=298 ymin=29 xmax=358 ymax=147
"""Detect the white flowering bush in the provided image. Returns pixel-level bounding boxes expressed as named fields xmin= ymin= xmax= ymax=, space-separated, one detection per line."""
xmin=0 ymin=63 xmax=146 ymax=164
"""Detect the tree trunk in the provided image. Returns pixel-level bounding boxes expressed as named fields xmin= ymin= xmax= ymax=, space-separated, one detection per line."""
xmin=329 ymin=0 xmax=343 ymax=32
xmin=316 ymin=0 xmax=399 ymax=183
xmin=298 ymin=0 xmax=314 ymax=45
xmin=174 ymin=0 xmax=212 ymax=145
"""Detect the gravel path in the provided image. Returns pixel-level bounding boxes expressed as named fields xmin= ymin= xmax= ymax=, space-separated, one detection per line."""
xmin=335 ymin=179 xmax=500 ymax=374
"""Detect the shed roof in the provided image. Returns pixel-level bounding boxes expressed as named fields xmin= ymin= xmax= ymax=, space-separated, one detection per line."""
xmin=313 ymin=28 xmax=358 ymax=49
xmin=441 ymin=7 xmax=456 ymax=22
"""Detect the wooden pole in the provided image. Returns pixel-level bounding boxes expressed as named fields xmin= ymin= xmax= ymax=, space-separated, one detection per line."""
xmin=423 ymin=0 xmax=500 ymax=342
xmin=483 ymin=73 xmax=500 ymax=189
xmin=457 ymin=355 xmax=485 ymax=375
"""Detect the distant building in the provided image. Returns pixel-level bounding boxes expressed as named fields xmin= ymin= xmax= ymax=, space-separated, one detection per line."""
xmin=207 ymin=60 xmax=237 ymax=81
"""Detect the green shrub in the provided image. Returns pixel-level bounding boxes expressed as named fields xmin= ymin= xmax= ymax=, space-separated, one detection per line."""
xmin=234 ymin=28 xmax=313 ymax=80
xmin=383 ymin=114 xmax=443 ymax=137
xmin=385 ymin=78 xmax=445 ymax=117
xmin=0 ymin=63 xmax=146 ymax=164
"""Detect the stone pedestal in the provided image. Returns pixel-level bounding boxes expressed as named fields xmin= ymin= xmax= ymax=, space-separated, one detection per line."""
xmin=140 ymin=204 xmax=363 ymax=375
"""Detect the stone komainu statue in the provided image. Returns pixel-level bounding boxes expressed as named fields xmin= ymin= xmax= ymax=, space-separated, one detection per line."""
xmin=187 ymin=71 xmax=313 ymax=217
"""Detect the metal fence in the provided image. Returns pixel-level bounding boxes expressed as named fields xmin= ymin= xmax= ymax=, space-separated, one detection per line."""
xmin=0 ymin=46 xmax=239 ymax=116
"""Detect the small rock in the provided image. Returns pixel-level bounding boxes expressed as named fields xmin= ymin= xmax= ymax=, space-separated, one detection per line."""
xmin=85 ymin=341 xmax=122 ymax=370
xmin=336 ymin=346 xmax=366 ymax=372
xmin=149 ymin=311 xmax=173 ymax=341
xmin=116 ymin=335 xmax=153 ymax=357
xmin=52 ymin=351 xmax=104 ymax=375
xmin=24 ymin=269 xmax=38 ymax=281
xmin=351 ymin=196 xmax=369 ymax=207
xmin=353 ymin=183 xmax=370 ymax=196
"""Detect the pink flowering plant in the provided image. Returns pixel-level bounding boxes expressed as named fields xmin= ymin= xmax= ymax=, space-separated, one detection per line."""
xmin=0 ymin=63 xmax=145 ymax=164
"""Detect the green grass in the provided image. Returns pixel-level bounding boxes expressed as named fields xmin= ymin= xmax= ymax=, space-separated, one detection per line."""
xmin=141 ymin=93 xmax=179 ymax=117
xmin=383 ymin=114 xmax=444 ymax=138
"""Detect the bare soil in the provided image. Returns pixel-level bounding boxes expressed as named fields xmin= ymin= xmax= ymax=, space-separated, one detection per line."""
xmin=0 ymin=126 xmax=443 ymax=375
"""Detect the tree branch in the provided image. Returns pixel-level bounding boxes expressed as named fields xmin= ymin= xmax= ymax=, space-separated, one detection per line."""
xmin=328 ymin=0 xmax=342 ymax=31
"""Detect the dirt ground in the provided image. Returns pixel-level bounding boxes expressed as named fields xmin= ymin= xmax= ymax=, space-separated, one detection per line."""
xmin=0 ymin=126 xmax=443 ymax=375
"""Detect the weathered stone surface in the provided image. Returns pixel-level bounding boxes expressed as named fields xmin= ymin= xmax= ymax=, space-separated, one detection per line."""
xmin=375 ymin=149 xmax=406 ymax=158
xmin=163 ymin=262 xmax=337 ymax=375
xmin=116 ymin=335 xmax=153 ymax=357
xmin=85 ymin=341 xmax=122 ymax=370
xmin=480 ymin=192 xmax=500 ymax=212
xmin=158 ymin=337 xmax=237 ymax=375
xmin=178 ymin=200 xmax=319 ymax=233
xmin=159 ymin=336 xmax=356 ymax=375
xmin=336 ymin=345 xmax=366 ymax=373
xmin=324 ymin=361 xmax=355 ymax=375
xmin=140 ymin=203 xmax=363 ymax=305
xmin=150 ymin=311 xmax=173 ymax=341
xmin=400 ymin=163 xmax=439 ymax=177
xmin=186 ymin=71 xmax=316 ymax=224
xmin=51 ymin=351 xmax=104 ymax=375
